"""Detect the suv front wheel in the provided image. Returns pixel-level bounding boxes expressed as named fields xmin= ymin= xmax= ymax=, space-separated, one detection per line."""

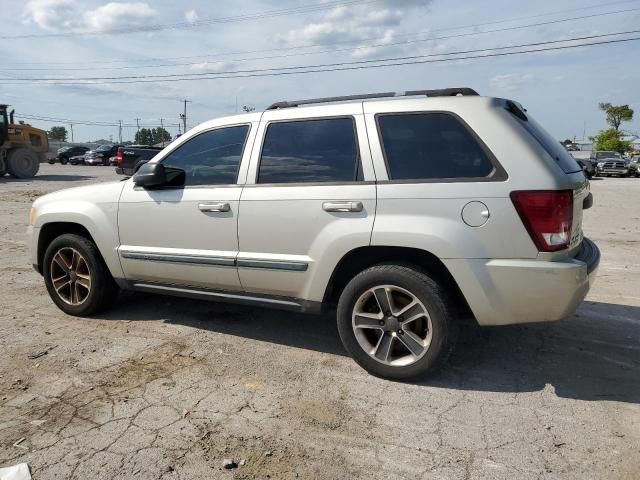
xmin=337 ymin=264 xmax=456 ymax=380
xmin=43 ymin=234 xmax=118 ymax=316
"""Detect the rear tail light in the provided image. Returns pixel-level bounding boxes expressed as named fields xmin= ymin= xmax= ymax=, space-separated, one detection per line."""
xmin=510 ymin=190 xmax=573 ymax=252
xmin=116 ymin=149 xmax=123 ymax=165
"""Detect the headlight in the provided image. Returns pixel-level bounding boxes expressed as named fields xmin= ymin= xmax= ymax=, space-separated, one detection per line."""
xmin=29 ymin=207 xmax=36 ymax=226
xmin=597 ymin=162 xmax=604 ymax=167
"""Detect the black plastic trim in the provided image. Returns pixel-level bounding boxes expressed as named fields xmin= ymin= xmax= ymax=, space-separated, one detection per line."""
xmin=130 ymin=282 xmax=323 ymax=313
xmin=574 ymin=237 xmax=600 ymax=275
xmin=267 ymin=88 xmax=479 ymax=109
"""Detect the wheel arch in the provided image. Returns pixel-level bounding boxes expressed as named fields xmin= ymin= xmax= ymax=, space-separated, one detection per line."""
xmin=36 ymin=222 xmax=96 ymax=274
xmin=323 ymin=246 xmax=472 ymax=317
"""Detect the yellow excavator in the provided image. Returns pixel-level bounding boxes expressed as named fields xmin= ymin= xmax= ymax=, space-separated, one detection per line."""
xmin=0 ymin=104 xmax=47 ymax=178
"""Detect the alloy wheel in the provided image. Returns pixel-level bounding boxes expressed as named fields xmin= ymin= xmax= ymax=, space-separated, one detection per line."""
xmin=50 ymin=247 xmax=92 ymax=305
xmin=352 ymin=285 xmax=433 ymax=367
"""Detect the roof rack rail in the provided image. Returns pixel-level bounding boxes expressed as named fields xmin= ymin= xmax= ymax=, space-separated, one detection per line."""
xmin=266 ymin=88 xmax=479 ymax=110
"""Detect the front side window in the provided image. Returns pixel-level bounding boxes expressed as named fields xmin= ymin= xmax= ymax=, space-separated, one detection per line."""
xmin=258 ymin=117 xmax=360 ymax=184
xmin=162 ymin=125 xmax=249 ymax=186
xmin=377 ymin=113 xmax=496 ymax=180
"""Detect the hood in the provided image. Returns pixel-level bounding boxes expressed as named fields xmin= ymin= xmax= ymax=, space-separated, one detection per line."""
xmin=33 ymin=180 xmax=127 ymax=209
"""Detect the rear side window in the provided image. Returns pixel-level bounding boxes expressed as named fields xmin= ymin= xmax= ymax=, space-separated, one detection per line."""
xmin=377 ymin=113 xmax=496 ymax=180
xmin=258 ymin=117 xmax=360 ymax=184
xmin=508 ymin=109 xmax=581 ymax=174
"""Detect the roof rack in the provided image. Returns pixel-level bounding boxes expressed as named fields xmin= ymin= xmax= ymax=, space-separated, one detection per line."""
xmin=266 ymin=88 xmax=479 ymax=110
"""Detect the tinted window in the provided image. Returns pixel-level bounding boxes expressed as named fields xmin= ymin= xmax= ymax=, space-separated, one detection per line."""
xmin=596 ymin=151 xmax=621 ymax=160
xmin=258 ymin=118 xmax=359 ymax=184
xmin=378 ymin=113 xmax=495 ymax=180
xmin=508 ymin=111 xmax=581 ymax=174
xmin=161 ymin=125 xmax=249 ymax=186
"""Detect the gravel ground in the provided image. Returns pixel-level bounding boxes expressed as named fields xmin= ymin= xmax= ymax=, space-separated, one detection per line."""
xmin=1 ymin=164 xmax=639 ymax=479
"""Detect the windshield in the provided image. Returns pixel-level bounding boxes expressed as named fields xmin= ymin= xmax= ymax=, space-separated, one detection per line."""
xmin=596 ymin=152 xmax=621 ymax=159
xmin=96 ymin=144 xmax=113 ymax=151
xmin=57 ymin=147 xmax=70 ymax=153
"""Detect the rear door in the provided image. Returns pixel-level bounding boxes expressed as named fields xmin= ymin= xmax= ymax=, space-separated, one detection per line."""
xmin=237 ymin=104 xmax=376 ymax=303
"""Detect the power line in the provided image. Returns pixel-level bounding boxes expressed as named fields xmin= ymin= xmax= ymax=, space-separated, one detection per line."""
xmin=1 ymin=0 xmax=635 ymax=65
xmin=0 ymin=0 xmax=379 ymax=40
xmin=10 ymin=34 xmax=637 ymax=87
xmin=17 ymin=113 xmax=180 ymax=127
xmin=4 ymin=6 xmax=639 ymax=72
xmin=7 ymin=30 xmax=640 ymax=84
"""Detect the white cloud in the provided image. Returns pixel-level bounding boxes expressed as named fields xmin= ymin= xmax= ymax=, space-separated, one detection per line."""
xmin=23 ymin=0 xmax=157 ymax=33
xmin=189 ymin=61 xmax=234 ymax=72
xmin=185 ymin=9 xmax=198 ymax=24
xmin=489 ymin=73 xmax=535 ymax=91
xmin=280 ymin=4 xmax=412 ymax=58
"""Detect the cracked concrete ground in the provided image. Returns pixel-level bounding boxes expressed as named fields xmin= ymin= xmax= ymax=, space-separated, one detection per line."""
xmin=1 ymin=165 xmax=639 ymax=479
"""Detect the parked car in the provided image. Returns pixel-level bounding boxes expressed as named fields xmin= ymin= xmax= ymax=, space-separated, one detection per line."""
xmin=84 ymin=144 xmax=122 ymax=165
xmin=69 ymin=154 xmax=87 ymax=165
xmin=27 ymin=88 xmax=599 ymax=380
xmin=592 ymin=151 xmax=629 ymax=177
xmin=50 ymin=145 xmax=89 ymax=165
xmin=629 ymin=156 xmax=640 ymax=177
xmin=115 ymin=145 xmax=163 ymax=176
xmin=576 ymin=159 xmax=595 ymax=179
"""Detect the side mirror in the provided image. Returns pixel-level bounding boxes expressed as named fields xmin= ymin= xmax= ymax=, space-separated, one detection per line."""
xmin=133 ymin=162 xmax=167 ymax=188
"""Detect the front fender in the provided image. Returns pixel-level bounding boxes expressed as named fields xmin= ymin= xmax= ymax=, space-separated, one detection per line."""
xmin=32 ymin=186 xmax=125 ymax=280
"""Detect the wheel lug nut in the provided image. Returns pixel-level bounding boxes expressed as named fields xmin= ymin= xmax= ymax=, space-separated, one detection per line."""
xmin=378 ymin=321 xmax=385 ymax=326
xmin=397 ymin=329 xmax=404 ymax=335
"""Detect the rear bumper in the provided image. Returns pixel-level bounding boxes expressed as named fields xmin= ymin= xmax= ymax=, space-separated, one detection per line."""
xmin=444 ymin=238 xmax=600 ymax=326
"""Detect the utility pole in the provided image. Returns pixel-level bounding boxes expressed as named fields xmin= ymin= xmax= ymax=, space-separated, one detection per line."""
xmin=134 ymin=118 xmax=141 ymax=143
xmin=118 ymin=120 xmax=122 ymax=144
xmin=159 ymin=118 xmax=165 ymax=147
xmin=181 ymin=99 xmax=191 ymax=133
xmin=70 ymin=123 xmax=74 ymax=143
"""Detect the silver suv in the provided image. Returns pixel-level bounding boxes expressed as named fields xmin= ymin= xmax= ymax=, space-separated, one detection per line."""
xmin=28 ymin=88 xmax=600 ymax=379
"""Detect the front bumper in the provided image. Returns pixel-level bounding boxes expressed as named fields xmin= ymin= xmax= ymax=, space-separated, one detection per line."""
xmin=443 ymin=238 xmax=600 ymax=326
xmin=28 ymin=225 xmax=41 ymax=273
xmin=597 ymin=167 xmax=628 ymax=175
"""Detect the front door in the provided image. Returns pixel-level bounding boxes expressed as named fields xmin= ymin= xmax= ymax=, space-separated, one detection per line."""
xmin=117 ymin=123 xmax=255 ymax=291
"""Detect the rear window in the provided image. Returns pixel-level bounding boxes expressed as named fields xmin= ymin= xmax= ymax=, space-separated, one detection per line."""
xmin=377 ymin=113 xmax=496 ymax=180
xmin=508 ymin=106 xmax=581 ymax=174
xmin=258 ymin=117 xmax=360 ymax=184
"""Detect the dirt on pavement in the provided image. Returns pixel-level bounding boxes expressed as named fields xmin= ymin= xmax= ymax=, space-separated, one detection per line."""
xmin=1 ymin=165 xmax=639 ymax=479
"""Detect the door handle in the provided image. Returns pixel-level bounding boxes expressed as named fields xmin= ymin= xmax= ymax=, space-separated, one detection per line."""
xmin=198 ymin=202 xmax=230 ymax=212
xmin=322 ymin=201 xmax=363 ymax=213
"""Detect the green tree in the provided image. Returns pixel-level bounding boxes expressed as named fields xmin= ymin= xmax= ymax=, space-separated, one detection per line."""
xmin=598 ymin=103 xmax=634 ymax=131
xmin=47 ymin=126 xmax=68 ymax=141
xmin=134 ymin=128 xmax=153 ymax=145
xmin=590 ymin=128 xmax=631 ymax=154
xmin=151 ymin=127 xmax=171 ymax=144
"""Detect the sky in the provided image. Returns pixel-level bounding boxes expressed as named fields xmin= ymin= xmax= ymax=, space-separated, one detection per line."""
xmin=0 ymin=0 xmax=639 ymax=143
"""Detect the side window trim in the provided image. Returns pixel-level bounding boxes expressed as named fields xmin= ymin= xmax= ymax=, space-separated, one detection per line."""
xmin=374 ymin=111 xmax=508 ymax=183
xmin=255 ymin=115 xmax=363 ymax=186
xmin=158 ymin=123 xmax=252 ymax=188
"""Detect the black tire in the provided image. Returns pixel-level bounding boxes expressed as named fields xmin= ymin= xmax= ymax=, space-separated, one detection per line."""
xmin=6 ymin=148 xmax=40 ymax=178
xmin=60 ymin=158 xmax=68 ymax=165
xmin=43 ymin=234 xmax=118 ymax=316
xmin=337 ymin=264 xmax=457 ymax=380
xmin=48 ymin=159 xmax=56 ymax=165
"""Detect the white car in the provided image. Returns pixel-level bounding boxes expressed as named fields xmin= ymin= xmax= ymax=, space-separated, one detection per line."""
xmin=28 ymin=88 xmax=599 ymax=379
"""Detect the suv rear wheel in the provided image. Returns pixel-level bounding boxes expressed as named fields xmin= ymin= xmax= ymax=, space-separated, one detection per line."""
xmin=43 ymin=234 xmax=118 ymax=316
xmin=337 ymin=264 xmax=456 ymax=380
